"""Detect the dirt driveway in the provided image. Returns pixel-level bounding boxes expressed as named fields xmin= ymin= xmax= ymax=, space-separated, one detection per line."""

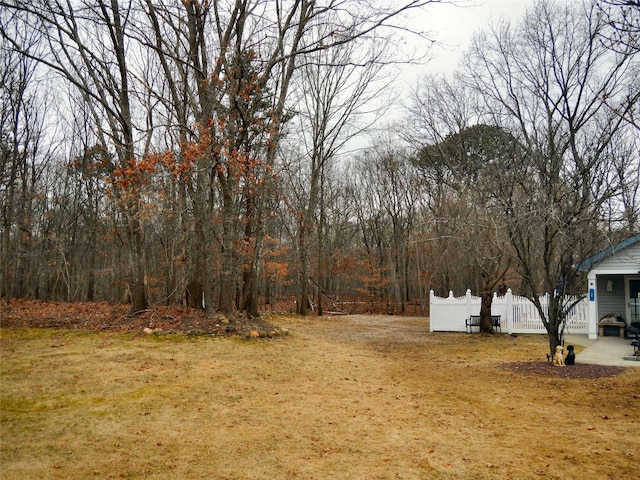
xmin=283 ymin=314 xmax=430 ymax=345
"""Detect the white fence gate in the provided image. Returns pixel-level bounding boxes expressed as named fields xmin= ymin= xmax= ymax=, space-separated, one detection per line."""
xmin=429 ymin=289 xmax=589 ymax=335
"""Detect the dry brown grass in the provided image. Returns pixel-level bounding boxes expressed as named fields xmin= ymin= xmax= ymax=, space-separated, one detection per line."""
xmin=1 ymin=315 xmax=639 ymax=479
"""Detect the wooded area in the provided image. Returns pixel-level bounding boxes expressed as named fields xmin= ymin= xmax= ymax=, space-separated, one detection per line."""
xmin=1 ymin=0 xmax=638 ymax=334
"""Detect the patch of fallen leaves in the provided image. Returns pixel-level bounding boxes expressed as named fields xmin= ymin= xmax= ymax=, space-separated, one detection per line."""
xmin=0 ymin=299 xmax=283 ymax=338
xmin=500 ymin=361 xmax=625 ymax=378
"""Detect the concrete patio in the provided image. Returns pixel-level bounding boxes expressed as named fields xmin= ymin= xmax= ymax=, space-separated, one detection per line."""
xmin=565 ymin=334 xmax=640 ymax=367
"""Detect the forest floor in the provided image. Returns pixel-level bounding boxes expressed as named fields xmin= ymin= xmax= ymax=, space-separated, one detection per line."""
xmin=0 ymin=298 xmax=283 ymax=338
xmin=2 ymin=300 xmax=640 ymax=479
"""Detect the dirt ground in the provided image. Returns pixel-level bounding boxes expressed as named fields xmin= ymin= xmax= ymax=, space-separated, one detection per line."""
xmin=284 ymin=314 xmax=626 ymax=379
xmin=0 ymin=300 xmax=624 ymax=379
xmin=2 ymin=302 xmax=640 ymax=479
xmin=0 ymin=299 xmax=282 ymax=337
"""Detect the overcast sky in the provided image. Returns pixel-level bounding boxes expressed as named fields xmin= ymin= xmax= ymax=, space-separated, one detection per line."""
xmin=410 ymin=0 xmax=535 ymax=78
xmin=347 ymin=0 xmax=577 ymax=152
xmin=347 ymin=1 xmax=537 ymax=150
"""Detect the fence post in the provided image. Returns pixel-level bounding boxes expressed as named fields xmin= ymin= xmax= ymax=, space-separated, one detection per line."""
xmin=506 ymin=288 xmax=513 ymax=335
xmin=466 ymin=289 xmax=472 ymax=320
xmin=493 ymin=292 xmax=499 ymax=329
xmin=429 ymin=290 xmax=435 ymax=332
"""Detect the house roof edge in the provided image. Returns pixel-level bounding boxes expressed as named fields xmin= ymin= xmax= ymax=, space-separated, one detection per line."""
xmin=576 ymin=233 xmax=640 ymax=272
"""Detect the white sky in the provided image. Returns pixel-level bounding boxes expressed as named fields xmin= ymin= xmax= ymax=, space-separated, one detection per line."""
xmin=406 ymin=0 xmax=535 ymax=80
xmin=342 ymin=1 xmax=536 ymax=152
xmin=346 ymin=0 xmax=585 ymax=153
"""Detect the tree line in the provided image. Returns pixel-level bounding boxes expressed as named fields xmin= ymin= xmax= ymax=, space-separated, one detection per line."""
xmin=1 ymin=1 xmax=638 ymax=343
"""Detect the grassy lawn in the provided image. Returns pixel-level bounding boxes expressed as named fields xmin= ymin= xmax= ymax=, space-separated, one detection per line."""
xmin=1 ymin=315 xmax=639 ymax=479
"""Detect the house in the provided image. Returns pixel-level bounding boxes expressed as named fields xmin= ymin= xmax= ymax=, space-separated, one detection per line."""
xmin=577 ymin=233 xmax=640 ymax=339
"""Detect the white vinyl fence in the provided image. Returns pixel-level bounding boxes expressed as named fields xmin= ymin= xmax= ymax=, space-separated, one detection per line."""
xmin=429 ymin=289 xmax=589 ymax=335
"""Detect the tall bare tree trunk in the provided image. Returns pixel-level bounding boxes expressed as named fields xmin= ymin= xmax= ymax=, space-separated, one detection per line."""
xmin=218 ymin=182 xmax=236 ymax=315
xmin=479 ymin=290 xmax=494 ymax=334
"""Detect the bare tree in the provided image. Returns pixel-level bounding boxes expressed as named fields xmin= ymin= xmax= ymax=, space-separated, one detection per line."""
xmin=349 ymin=142 xmax=421 ymax=314
xmin=0 ymin=18 xmax=52 ymax=301
xmin=140 ymin=0 xmax=441 ymax=315
xmin=413 ymin=123 xmax=517 ymax=332
xmin=596 ymin=1 xmax=640 ymax=129
xmin=464 ymin=0 xmax=639 ymax=354
xmin=403 ymin=75 xmax=510 ymax=314
xmin=1 ymin=0 xmax=449 ymax=314
xmin=283 ymin=17 xmax=393 ymax=315
xmin=597 ymin=0 xmax=640 ymax=52
xmin=1 ymin=0 xmax=153 ymax=312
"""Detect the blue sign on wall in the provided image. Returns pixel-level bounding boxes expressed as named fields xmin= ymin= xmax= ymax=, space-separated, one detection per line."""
xmin=589 ymin=288 xmax=595 ymax=301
